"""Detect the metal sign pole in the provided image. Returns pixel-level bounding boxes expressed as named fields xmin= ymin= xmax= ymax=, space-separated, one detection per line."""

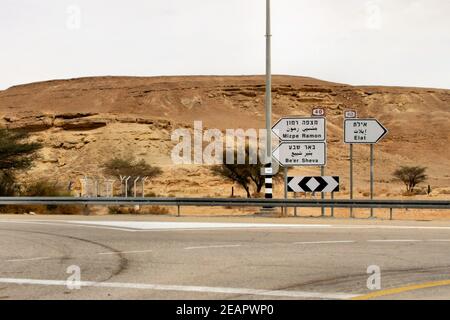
xmin=284 ymin=166 xmax=288 ymax=216
xmin=350 ymin=144 xmax=354 ymax=218
xmin=321 ymin=166 xmax=325 ymax=217
xmin=370 ymin=144 xmax=374 ymax=218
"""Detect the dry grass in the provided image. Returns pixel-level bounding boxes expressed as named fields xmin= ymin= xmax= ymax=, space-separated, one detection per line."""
xmin=108 ymin=205 xmax=169 ymax=215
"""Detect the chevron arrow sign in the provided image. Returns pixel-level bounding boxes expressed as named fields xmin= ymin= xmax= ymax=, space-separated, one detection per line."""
xmin=287 ymin=176 xmax=340 ymax=193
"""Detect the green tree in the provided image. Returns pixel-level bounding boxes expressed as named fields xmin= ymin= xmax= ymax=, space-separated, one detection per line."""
xmin=0 ymin=129 xmax=41 ymax=196
xmin=393 ymin=166 xmax=428 ymax=193
xmin=102 ymin=156 xmax=162 ymax=195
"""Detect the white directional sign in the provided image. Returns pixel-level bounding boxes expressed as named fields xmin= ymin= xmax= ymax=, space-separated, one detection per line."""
xmin=288 ymin=176 xmax=339 ymax=193
xmin=344 ymin=119 xmax=388 ymax=144
xmin=272 ymin=117 xmax=326 ymax=142
xmin=272 ymin=142 xmax=327 ymax=167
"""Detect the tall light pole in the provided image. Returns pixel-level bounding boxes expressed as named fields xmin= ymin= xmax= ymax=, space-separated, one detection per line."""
xmin=264 ymin=0 xmax=273 ymax=201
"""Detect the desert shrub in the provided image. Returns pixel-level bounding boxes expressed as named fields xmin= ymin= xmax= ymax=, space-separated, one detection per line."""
xmin=0 ymin=181 xmax=82 ymax=215
xmin=0 ymin=204 xmax=83 ymax=215
xmin=438 ymin=189 xmax=450 ymax=195
xmin=108 ymin=206 xmax=169 ymax=215
xmin=145 ymin=191 xmax=158 ymax=198
xmin=25 ymin=181 xmax=71 ymax=197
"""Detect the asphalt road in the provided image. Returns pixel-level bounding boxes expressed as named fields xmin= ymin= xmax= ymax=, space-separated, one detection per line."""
xmin=1 ymin=215 xmax=450 ymax=300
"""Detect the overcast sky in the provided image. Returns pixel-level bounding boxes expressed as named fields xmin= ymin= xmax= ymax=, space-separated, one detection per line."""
xmin=0 ymin=0 xmax=449 ymax=90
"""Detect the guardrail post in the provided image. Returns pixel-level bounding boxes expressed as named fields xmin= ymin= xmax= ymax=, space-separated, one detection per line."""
xmin=331 ymin=192 xmax=334 ymax=217
xmin=294 ymin=192 xmax=298 ymax=217
xmin=177 ymin=205 xmax=181 ymax=217
xmin=83 ymin=204 xmax=89 ymax=216
xmin=390 ymin=208 xmax=393 ymax=220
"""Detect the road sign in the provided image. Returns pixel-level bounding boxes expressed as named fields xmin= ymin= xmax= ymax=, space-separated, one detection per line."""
xmin=345 ymin=110 xmax=357 ymax=119
xmin=272 ymin=142 xmax=327 ymax=167
xmin=272 ymin=117 xmax=326 ymax=142
xmin=312 ymin=108 xmax=325 ymax=117
xmin=344 ymin=119 xmax=388 ymax=144
xmin=287 ymin=176 xmax=339 ymax=193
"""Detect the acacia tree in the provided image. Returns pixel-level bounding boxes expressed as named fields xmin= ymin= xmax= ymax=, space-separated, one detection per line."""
xmin=102 ymin=156 xmax=162 ymax=195
xmin=0 ymin=129 xmax=41 ymax=196
xmin=211 ymin=146 xmax=281 ymax=198
xmin=393 ymin=166 xmax=428 ymax=193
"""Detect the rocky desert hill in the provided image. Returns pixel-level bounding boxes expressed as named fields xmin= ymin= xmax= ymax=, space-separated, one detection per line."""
xmin=0 ymin=75 xmax=449 ymax=199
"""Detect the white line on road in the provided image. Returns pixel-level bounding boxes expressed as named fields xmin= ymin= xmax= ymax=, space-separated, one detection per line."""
xmin=184 ymin=244 xmax=242 ymax=250
xmin=427 ymin=239 xmax=450 ymax=242
xmin=6 ymin=257 xmax=51 ymax=262
xmin=294 ymin=241 xmax=356 ymax=245
xmin=67 ymin=221 xmax=333 ymax=231
xmin=0 ymin=220 xmax=138 ymax=232
xmin=0 ymin=278 xmax=357 ymax=300
xmin=4 ymin=220 xmax=450 ymax=233
xmin=98 ymin=250 xmax=153 ymax=255
xmin=367 ymin=240 xmax=423 ymax=243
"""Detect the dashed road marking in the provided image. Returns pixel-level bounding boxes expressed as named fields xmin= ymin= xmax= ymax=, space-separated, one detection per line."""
xmin=6 ymin=257 xmax=51 ymax=262
xmin=367 ymin=240 xmax=422 ymax=243
xmin=294 ymin=241 xmax=356 ymax=245
xmin=98 ymin=250 xmax=153 ymax=255
xmin=185 ymin=244 xmax=242 ymax=250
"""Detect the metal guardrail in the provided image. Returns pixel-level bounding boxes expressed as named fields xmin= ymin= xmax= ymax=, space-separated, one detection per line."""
xmin=0 ymin=197 xmax=449 ymax=209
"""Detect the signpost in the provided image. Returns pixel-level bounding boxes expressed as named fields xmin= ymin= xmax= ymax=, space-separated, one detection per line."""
xmin=272 ymin=142 xmax=327 ymax=167
xmin=344 ymin=118 xmax=388 ymax=218
xmin=312 ymin=108 xmax=326 ymax=215
xmin=272 ymin=117 xmax=326 ymax=142
xmin=287 ymin=176 xmax=339 ymax=193
xmin=344 ymin=119 xmax=388 ymax=144
xmin=272 ymin=114 xmax=330 ymax=217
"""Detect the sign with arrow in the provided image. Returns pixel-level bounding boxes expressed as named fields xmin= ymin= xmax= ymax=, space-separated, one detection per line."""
xmin=272 ymin=117 xmax=326 ymax=142
xmin=344 ymin=119 xmax=388 ymax=144
xmin=272 ymin=142 xmax=327 ymax=167
xmin=287 ymin=176 xmax=339 ymax=193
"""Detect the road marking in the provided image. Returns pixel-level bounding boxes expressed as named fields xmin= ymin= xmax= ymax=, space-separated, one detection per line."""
xmin=353 ymin=279 xmax=450 ymax=300
xmin=0 ymin=220 xmax=138 ymax=232
xmin=66 ymin=221 xmax=333 ymax=231
xmin=98 ymin=250 xmax=153 ymax=255
xmin=332 ymin=225 xmax=450 ymax=231
xmin=428 ymin=239 xmax=450 ymax=242
xmin=185 ymin=244 xmax=242 ymax=250
xmin=294 ymin=241 xmax=355 ymax=245
xmin=3 ymin=220 xmax=450 ymax=233
xmin=6 ymin=257 xmax=51 ymax=262
xmin=367 ymin=240 xmax=422 ymax=243
xmin=0 ymin=278 xmax=357 ymax=300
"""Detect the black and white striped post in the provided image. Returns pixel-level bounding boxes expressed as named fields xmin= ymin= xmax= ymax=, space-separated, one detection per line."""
xmin=265 ymin=164 xmax=273 ymax=199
